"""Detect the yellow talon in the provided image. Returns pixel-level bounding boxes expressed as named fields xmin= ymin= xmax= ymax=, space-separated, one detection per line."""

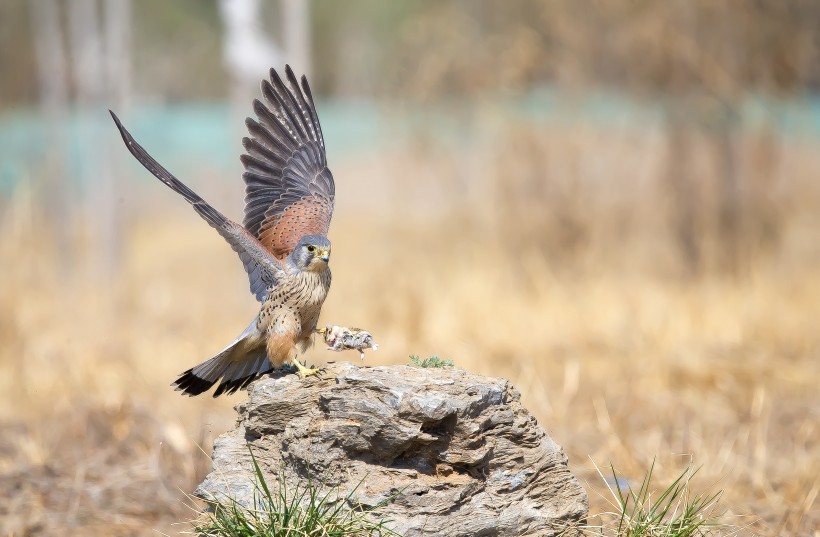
xmin=291 ymin=357 xmax=321 ymax=378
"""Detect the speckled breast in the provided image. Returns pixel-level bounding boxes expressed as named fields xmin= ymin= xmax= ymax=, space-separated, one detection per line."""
xmin=259 ymin=268 xmax=332 ymax=340
xmin=294 ymin=268 xmax=332 ymax=337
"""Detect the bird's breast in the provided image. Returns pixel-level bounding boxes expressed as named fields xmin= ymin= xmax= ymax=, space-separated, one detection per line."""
xmin=259 ymin=268 xmax=331 ymax=336
xmin=293 ymin=268 xmax=331 ymax=335
xmin=296 ymin=268 xmax=331 ymax=306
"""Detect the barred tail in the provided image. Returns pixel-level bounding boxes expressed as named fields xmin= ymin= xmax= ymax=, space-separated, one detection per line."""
xmin=173 ymin=319 xmax=272 ymax=397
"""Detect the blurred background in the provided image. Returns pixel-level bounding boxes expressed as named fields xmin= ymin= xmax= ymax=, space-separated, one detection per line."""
xmin=1 ymin=0 xmax=819 ymax=535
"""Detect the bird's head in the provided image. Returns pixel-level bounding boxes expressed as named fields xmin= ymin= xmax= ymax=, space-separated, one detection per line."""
xmin=290 ymin=235 xmax=332 ymax=271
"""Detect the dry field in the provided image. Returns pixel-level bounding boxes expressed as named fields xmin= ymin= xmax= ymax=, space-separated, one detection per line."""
xmin=1 ymin=120 xmax=818 ymax=536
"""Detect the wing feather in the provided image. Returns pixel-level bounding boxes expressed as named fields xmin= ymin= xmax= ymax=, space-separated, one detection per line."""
xmin=285 ymin=70 xmax=318 ymax=143
xmin=300 ymin=75 xmax=326 ymax=150
xmin=265 ymin=70 xmax=309 ymax=141
xmin=253 ymin=98 xmax=299 ymax=149
xmin=110 ymin=111 xmax=282 ymax=302
xmin=242 ymin=65 xmax=334 ymax=260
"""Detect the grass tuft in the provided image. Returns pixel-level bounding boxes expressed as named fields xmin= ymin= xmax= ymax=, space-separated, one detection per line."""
xmin=588 ymin=460 xmax=727 ymax=537
xmin=409 ymin=355 xmax=454 ymax=368
xmin=195 ymin=448 xmax=400 ymax=536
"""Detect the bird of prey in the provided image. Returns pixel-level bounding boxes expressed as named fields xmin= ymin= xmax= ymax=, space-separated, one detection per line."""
xmin=111 ymin=66 xmax=338 ymax=397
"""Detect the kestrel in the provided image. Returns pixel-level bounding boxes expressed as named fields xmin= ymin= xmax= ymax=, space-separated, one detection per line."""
xmin=111 ymin=66 xmax=337 ymax=397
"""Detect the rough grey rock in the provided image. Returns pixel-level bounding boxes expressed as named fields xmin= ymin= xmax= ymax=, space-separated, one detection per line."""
xmin=197 ymin=362 xmax=588 ymax=536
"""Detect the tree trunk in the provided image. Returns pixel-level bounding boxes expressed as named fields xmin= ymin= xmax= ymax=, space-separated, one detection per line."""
xmin=29 ymin=0 xmax=72 ymax=272
xmin=282 ymin=0 xmax=311 ymax=79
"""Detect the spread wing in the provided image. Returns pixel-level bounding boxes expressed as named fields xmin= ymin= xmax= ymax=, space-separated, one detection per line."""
xmin=241 ymin=66 xmax=335 ymax=261
xmin=110 ymin=111 xmax=283 ymax=302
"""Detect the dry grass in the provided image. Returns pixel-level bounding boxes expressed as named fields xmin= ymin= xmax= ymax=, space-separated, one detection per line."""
xmin=1 ymin=121 xmax=819 ymax=536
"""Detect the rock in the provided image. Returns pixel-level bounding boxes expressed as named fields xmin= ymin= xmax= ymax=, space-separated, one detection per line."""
xmin=196 ymin=362 xmax=588 ymax=536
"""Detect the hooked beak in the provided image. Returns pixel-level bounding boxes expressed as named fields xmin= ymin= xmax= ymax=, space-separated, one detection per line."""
xmin=319 ymin=250 xmax=330 ymax=262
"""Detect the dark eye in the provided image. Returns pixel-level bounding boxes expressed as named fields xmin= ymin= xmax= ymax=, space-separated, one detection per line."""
xmin=306 ymin=245 xmax=316 ymax=253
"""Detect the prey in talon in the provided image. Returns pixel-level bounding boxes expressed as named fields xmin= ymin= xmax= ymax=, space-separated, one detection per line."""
xmin=318 ymin=325 xmax=379 ymax=360
xmin=111 ymin=66 xmax=337 ymax=396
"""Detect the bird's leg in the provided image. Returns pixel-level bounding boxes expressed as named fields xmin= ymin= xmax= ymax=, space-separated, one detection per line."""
xmin=290 ymin=356 xmax=321 ymax=378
